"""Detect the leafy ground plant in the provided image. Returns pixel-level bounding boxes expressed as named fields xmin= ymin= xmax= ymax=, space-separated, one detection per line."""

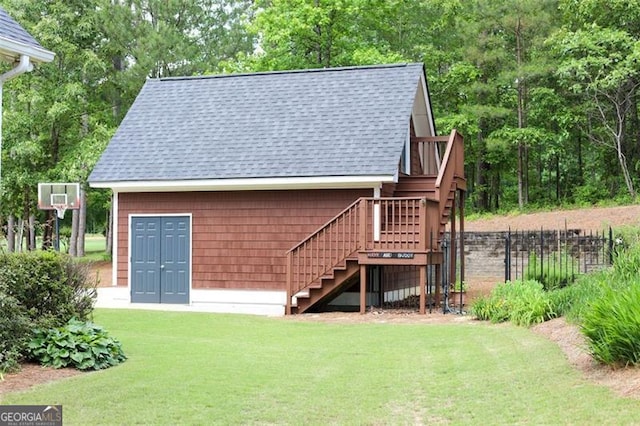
xmin=581 ymin=283 xmax=640 ymax=366
xmin=28 ymin=318 xmax=126 ymax=370
xmin=471 ymin=280 xmax=556 ymax=326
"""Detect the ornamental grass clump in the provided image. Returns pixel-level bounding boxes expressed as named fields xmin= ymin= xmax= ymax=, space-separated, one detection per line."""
xmin=581 ymin=283 xmax=640 ymax=366
xmin=471 ymin=280 xmax=556 ymax=327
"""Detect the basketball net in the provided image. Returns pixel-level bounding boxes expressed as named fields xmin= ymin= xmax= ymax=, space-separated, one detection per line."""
xmin=52 ymin=204 xmax=67 ymax=219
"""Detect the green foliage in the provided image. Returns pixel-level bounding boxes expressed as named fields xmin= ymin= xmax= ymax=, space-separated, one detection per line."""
xmin=581 ymin=284 xmax=640 ymax=366
xmin=471 ymin=280 xmax=556 ymax=327
xmin=0 ymin=251 xmax=97 ymax=372
xmin=451 ymin=280 xmax=468 ymax=292
xmin=0 ymin=251 xmax=97 ymax=329
xmin=524 ymin=251 xmax=579 ymax=290
xmin=0 ymin=290 xmax=33 ymax=372
xmin=28 ymin=319 xmax=126 ymax=370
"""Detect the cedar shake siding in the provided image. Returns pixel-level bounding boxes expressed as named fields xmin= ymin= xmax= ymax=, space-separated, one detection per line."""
xmin=117 ymin=189 xmax=369 ymax=290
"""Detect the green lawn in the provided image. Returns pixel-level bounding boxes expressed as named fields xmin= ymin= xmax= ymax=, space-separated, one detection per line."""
xmin=2 ymin=310 xmax=639 ymax=425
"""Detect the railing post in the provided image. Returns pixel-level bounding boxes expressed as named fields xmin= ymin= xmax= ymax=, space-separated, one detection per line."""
xmin=359 ymin=199 xmax=367 ymax=250
xmin=286 ymin=251 xmax=292 ymax=315
xmin=419 ymin=198 xmax=427 ymax=250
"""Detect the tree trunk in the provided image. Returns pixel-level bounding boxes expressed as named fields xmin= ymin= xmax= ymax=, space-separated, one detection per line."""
xmin=28 ymin=214 xmax=35 ymax=251
xmin=17 ymin=218 xmax=24 ymax=252
xmin=70 ymin=208 xmax=79 ymax=256
xmin=77 ymin=188 xmax=87 ymax=257
xmin=7 ymin=215 xmax=15 ymax=252
xmin=42 ymin=211 xmax=54 ymax=250
xmin=515 ymin=16 xmax=528 ymax=209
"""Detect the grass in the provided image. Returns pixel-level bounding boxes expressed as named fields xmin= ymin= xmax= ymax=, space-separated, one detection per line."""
xmin=2 ymin=310 xmax=639 ymax=425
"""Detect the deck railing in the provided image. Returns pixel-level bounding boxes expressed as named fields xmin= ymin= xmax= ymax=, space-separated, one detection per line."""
xmin=434 ymin=130 xmax=464 ymax=217
xmin=412 ymin=137 xmax=448 ymax=175
xmin=286 ymin=197 xmax=440 ymax=312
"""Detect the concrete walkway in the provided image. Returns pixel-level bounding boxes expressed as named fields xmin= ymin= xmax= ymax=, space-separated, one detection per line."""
xmin=95 ymin=287 xmax=285 ymax=315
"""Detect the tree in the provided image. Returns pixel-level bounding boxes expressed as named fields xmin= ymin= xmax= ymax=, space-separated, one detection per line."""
xmin=552 ymin=26 xmax=640 ymax=199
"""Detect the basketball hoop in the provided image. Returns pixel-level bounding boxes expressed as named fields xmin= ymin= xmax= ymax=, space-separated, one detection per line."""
xmin=52 ymin=204 xmax=68 ymax=219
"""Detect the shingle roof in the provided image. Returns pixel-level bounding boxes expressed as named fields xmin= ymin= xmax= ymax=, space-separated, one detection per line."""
xmin=0 ymin=6 xmax=44 ymax=50
xmin=89 ymin=63 xmax=427 ymax=183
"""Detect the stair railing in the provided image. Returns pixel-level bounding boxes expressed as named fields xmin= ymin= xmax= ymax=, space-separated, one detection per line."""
xmin=286 ymin=199 xmax=362 ymax=313
xmin=286 ymin=197 xmax=440 ymax=313
xmin=434 ymin=129 xmax=464 ymax=217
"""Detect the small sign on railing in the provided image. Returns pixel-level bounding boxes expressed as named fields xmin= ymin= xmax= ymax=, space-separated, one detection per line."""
xmin=367 ymin=252 xmax=414 ymax=259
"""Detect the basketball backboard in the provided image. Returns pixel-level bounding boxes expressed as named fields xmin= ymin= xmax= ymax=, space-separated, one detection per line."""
xmin=37 ymin=182 xmax=81 ymax=211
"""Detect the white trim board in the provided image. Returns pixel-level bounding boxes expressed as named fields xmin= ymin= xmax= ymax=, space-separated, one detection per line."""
xmin=96 ymin=287 xmax=286 ymax=316
xmin=90 ymin=175 xmax=396 ymax=192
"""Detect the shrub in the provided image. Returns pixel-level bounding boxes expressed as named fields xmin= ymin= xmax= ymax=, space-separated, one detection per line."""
xmin=0 ymin=289 xmax=32 ymax=372
xmin=549 ymin=272 xmax=609 ymax=323
xmin=581 ymin=283 xmax=640 ymax=366
xmin=28 ymin=319 xmax=127 ymax=370
xmin=470 ymin=280 xmax=556 ymax=327
xmin=0 ymin=251 xmax=97 ymax=329
xmin=525 ymin=251 xmax=579 ymax=290
xmin=0 ymin=251 xmax=98 ymax=372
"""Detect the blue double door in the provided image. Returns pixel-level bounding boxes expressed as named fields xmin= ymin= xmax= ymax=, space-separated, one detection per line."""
xmin=131 ymin=216 xmax=190 ymax=304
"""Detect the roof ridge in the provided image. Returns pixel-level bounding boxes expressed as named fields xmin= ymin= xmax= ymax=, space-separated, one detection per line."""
xmin=155 ymin=62 xmax=422 ymax=83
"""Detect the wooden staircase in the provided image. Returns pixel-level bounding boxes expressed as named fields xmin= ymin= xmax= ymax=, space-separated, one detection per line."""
xmin=286 ymin=130 xmax=465 ymax=314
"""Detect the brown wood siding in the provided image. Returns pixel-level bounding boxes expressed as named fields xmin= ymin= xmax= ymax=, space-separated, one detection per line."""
xmin=118 ymin=189 xmax=370 ymax=290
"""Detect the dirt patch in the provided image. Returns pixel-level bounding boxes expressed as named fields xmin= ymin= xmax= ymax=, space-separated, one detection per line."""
xmin=0 ymin=363 xmax=82 ymax=396
xmin=466 ymin=205 xmax=640 ymax=232
xmin=90 ymin=260 xmax=112 ymax=287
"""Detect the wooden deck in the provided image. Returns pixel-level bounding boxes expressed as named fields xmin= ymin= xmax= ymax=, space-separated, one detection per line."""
xmin=286 ymin=130 xmax=465 ymax=314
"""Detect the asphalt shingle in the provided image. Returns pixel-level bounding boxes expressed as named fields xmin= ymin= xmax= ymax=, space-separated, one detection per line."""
xmin=89 ymin=63 xmax=428 ymax=183
xmin=0 ymin=6 xmax=45 ymax=49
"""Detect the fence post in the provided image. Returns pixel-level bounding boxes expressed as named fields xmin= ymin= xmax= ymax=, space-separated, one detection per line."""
xmin=609 ymin=226 xmax=614 ymax=265
xmin=540 ymin=227 xmax=544 ymax=282
xmin=504 ymin=229 xmax=509 ymax=282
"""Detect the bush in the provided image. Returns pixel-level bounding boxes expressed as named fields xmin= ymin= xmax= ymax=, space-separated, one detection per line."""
xmin=581 ymin=284 xmax=640 ymax=366
xmin=0 ymin=251 xmax=97 ymax=329
xmin=0 ymin=289 xmax=33 ymax=372
xmin=525 ymin=251 xmax=579 ymax=291
xmin=549 ymin=272 xmax=609 ymax=322
xmin=471 ymin=280 xmax=556 ymax=327
xmin=28 ymin=319 xmax=127 ymax=370
xmin=0 ymin=251 xmax=98 ymax=372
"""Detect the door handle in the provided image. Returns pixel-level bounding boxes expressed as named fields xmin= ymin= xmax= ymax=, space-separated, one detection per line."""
xmin=160 ymin=264 xmax=165 ymax=269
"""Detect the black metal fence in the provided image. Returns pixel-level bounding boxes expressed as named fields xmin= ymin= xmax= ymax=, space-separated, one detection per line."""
xmin=504 ymin=228 xmax=613 ymax=285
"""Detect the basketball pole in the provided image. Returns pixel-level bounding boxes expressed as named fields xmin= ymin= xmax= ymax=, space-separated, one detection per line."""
xmin=54 ymin=213 xmax=59 ymax=251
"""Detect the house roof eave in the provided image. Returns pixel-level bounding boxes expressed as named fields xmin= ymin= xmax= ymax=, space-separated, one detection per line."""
xmin=89 ymin=175 xmax=398 ymax=193
xmin=0 ymin=36 xmax=54 ymax=64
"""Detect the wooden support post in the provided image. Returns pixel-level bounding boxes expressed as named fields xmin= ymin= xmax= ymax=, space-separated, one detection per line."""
xmin=286 ymin=252 xmax=292 ymax=315
xmin=449 ymin=190 xmax=457 ymax=291
xmin=359 ymin=199 xmax=367 ymax=250
xmin=419 ymin=265 xmax=426 ymax=314
xmin=360 ymin=264 xmax=367 ymax=314
xmin=459 ymin=189 xmax=465 ymax=290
